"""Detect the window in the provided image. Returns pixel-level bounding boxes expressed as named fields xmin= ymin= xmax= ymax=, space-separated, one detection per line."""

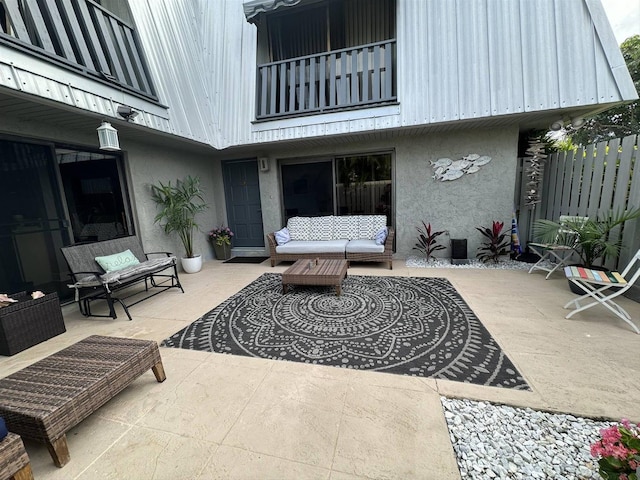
xmin=266 ymin=0 xmax=396 ymax=62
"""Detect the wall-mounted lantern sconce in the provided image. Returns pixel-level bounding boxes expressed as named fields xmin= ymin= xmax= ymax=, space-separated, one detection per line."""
xmin=570 ymin=117 xmax=586 ymax=129
xmin=550 ymin=119 xmax=564 ymax=131
xmin=97 ymin=122 xmax=120 ymax=151
xmin=259 ymin=157 xmax=270 ymax=172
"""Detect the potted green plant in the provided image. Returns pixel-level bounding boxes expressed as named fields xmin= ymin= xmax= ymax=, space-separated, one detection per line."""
xmin=150 ymin=175 xmax=208 ymax=273
xmin=533 ymin=208 xmax=640 ymax=269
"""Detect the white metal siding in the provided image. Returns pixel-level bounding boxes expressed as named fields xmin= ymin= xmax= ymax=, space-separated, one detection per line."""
xmin=0 ymin=0 xmax=634 ymax=149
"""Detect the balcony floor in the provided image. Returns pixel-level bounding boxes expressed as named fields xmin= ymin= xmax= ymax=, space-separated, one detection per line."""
xmin=1 ymin=260 xmax=639 ymax=479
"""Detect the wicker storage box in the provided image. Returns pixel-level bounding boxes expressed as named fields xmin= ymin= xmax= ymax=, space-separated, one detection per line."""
xmin=0 ymin=292 xmax=66 ymax=356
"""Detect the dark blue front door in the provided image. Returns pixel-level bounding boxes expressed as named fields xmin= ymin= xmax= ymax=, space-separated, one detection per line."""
xmin=222 ymin=159 xmax=264 ymax=247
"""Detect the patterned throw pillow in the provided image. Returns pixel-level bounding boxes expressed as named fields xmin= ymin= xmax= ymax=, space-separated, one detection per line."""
xmin=309 ymin=216 xmax=334 ymax=240
xmin=375 ymin=227 xmax=388 ymax=245
xmin=274 ymin=227 xmax=291 ymax=245
xmin=333 ymin=216 xmax=360 ymax=240
xmin=95 ymin=249 xmax=140 ymax=273
xmin=359 ymin=215 xmax=387 ymax=239
xmin=287 ymin=217 xmax=311 ymax=240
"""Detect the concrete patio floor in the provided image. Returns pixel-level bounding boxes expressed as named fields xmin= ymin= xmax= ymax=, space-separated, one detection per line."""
xmin=1 ymin=259 xmax=639 ymax=479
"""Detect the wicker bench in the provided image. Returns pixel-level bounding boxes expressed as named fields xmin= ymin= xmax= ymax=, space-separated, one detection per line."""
xmin=0 ymin=335 xmax=166 ymax=467
xmin=61 ymin=235 xmax=183 ymax=320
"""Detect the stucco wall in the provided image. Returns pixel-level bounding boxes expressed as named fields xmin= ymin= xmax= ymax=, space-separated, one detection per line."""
xmin=394 ymin=127 xmax=519 ymax=259
xmin=255 ymin=126 xmax=519 ymax=260
xmin=124 ymin=144 xmax=220 ymax=261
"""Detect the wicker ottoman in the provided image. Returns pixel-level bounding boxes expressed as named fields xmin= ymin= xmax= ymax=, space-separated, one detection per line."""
xmin=0 ymin=292 xmax=66 ymax=356
xmin=0 ymin=335 xmax=166 ymax=467
xmin=0 ymin=433 xmax=33 ymax=480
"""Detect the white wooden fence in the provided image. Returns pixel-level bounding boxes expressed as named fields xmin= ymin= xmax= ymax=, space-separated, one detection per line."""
xmin=516 ymin=134 xmax=640 ymax=270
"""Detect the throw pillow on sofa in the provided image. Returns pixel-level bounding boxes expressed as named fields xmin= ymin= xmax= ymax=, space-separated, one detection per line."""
xmin=274 ymin=227 xmax=291 ymax=245
xmin=375 ymin=227 xmax=388 ymax=245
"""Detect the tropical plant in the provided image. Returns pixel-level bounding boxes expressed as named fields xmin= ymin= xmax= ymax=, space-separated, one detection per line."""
xmin=476 ymin=221 xmax=510 ymax=263
xmin=150 ymin=175 xmax=208 ymax=258
xmin=413 ymin=221 xmax=446 ymax=260
xmin=533 ymin=208 xmax=640 ymax=268
xmin=567 ymin=35 xmax=640 ymax=144
xmin=590 ymin=418 xmax=640 ymax=480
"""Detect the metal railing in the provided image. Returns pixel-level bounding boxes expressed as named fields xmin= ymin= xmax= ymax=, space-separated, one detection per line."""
xmin=0 ymin=0 xmax=155 ymax=99
xmin=256 ymin=39 xmax=396 ymax=120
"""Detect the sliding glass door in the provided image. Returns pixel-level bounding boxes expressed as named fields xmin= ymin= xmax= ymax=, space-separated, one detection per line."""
xmin=0 ymin=138 xmax=132 ymax=301
xmin=280 ymin=152 xmax=393 ymax=225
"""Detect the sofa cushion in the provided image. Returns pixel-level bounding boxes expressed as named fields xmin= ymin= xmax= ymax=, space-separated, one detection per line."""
xmin=358 ymin=215 xmax=387 ymax=239
xmin=287 ymin=217 xmax=311 ymax=241
xmin=346 ymin=239 xmax=385 ymax=254
xmin=332 ymin=216 xmax=360 ymax=240
xmin=309 ymin=216 xmax=334 ymax=240
xmin=276 ymin=240 xmax=348 ymax=254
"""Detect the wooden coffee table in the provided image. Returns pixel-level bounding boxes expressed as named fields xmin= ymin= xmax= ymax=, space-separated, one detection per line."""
xmin=282 ymin=259 xmax=348 ymax=295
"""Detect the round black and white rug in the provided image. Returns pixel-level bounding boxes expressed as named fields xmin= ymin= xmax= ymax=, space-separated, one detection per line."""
xmin=162 ymin=273 xmax=528 ymax=389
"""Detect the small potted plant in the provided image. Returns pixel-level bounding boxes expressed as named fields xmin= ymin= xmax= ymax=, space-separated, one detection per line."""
xmin=208 ymin=226 xmax=234 ymax=260
xmin=150 ymin=175 xmax=208 ymax=273
xmin=590 ymin=418 xmax=640 ymax=480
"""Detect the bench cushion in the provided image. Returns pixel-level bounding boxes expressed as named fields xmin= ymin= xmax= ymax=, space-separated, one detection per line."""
xmin=72 ymin=257 xmax=176 ymax=288
xmin=276 ymin=240 xmax=348 ymax=254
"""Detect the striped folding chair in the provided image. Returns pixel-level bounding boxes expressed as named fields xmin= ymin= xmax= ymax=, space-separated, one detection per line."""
xmin=563 ymin=249 xmax=640 ymax=334
xmin=528 ymin=215 xmax=588 ymax=279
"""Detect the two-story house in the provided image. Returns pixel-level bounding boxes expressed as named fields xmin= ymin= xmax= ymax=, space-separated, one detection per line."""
xmin=0 ymin=0 xmax=637 ymax=300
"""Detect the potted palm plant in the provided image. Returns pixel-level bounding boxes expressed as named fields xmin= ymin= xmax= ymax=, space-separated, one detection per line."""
xmin=533 ymin=208 xmax=640 ymax=268
xmin=150 ymin=175 xmax=208 ymax=273
xmin=533 ymin=208 xmax=640 ymax=291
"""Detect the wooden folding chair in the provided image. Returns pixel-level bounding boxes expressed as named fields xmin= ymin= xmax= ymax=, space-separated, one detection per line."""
xmin=528 ymin=215 xmax=588 ymax=279
xmin=563 ymin=249 xmax=640 ymax=334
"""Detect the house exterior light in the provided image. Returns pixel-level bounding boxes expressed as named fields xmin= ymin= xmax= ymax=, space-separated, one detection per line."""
xmin=97 ymin=122 xmax=120 ymax=151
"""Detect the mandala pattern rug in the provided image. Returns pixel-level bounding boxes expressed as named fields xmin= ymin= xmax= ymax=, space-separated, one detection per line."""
xmin=162 ymin=273 xmax=529 ymax=389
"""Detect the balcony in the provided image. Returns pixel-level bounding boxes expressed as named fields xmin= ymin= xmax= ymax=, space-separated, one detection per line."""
xmin=0 ymin=0 xmax=155 ymax=100
xmin=256 ymin=39 xmax=396 ymax=120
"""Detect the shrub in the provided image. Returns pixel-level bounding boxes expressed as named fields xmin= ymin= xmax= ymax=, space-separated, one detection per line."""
xmin=413 ymin=221 xmax=446 ymax=260
xmin=476 ymin=221 xmax=510 ymax=263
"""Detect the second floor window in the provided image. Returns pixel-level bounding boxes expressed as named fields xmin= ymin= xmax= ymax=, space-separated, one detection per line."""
xmin=266 ymin=0 xmax=396 ymax=62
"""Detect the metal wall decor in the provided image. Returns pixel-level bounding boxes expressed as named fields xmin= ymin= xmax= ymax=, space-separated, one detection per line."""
xmin=431 ymin=154 xmax=492 ymax=181
xmin=523 ymin=138 xmax=547 ymax=207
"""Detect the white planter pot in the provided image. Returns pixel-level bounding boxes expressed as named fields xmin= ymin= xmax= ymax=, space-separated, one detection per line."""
xmin=181 ymin=255 xmax=202 ymax=274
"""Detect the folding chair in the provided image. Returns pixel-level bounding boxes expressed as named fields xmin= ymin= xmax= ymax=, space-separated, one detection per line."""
xmin=563 ymin=249 xmax=640 ymax=334
xmin=528 ymin=215 xmax=588 ymax=279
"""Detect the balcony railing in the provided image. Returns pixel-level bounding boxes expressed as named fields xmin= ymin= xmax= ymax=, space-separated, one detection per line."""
xmin=0 ymin=0 xmax=155 ymax=99
xmin=256 ymin=39 xmax=396 ymax=120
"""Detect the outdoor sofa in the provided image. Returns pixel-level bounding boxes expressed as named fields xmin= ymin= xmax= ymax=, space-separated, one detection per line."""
xmin=267 ymin=215 xmax=394 ymax=269
xmin=61 ymin=235 xmax=183 ymax=320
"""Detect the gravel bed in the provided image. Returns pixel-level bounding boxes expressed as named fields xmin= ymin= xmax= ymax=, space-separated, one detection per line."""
xmin=441 ymin=397 xmax=612 ymax=480
xmin=406 ymin=256 xmax=548 ymax=270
